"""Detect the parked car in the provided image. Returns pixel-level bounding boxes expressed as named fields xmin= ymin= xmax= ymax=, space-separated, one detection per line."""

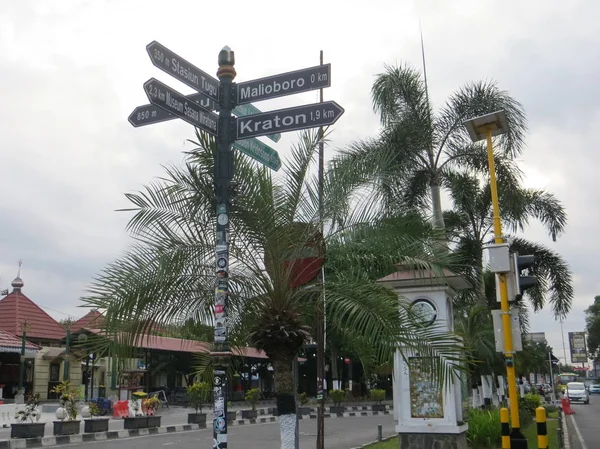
xmin=566 ymin=382 xmax=589 ymax=404
xmin=588 ymin=384 xmax=600 ymax=395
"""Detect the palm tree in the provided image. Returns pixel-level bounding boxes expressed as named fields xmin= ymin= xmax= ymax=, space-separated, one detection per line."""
xmin=330 ymin=64 xmax=527 ymax=245
xmin=443 ymin=170 xmax=572 ymax=317
xmin=83 ymin=129 xmax=465 ymax=449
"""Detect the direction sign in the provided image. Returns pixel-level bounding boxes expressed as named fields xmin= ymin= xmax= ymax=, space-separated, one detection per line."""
xmin=128 ymin=92 xmax=216 ymax=127
xmin=233 ymin=138 xmax=281 ymax=171
xmin=129 ymin=91 xmax=281 ymax=143
xmin=236 ymin=101 xmax=344 ymax=140
xmin=144 ymin=78 xmax=218 ymax=136
xmin=233 ymin=103 xmax=281 ymax=142
xmin=237 ymin=64 xmax=331 ymax=105
xmin=146 ymin=40 xmax=219 ymax=101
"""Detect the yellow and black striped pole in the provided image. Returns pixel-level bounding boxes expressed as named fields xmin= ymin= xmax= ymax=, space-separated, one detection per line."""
xmin=501 ymin=407 xmax=510 ymax=449
xmin=536 ymin=406 xmax=548 ymax=449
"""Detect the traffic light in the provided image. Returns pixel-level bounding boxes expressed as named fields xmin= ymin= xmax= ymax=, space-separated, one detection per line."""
xmin=504 ymin=252 xmax=538 ymax=303
xmin=514 ymin=253 xmax=537 ymax=296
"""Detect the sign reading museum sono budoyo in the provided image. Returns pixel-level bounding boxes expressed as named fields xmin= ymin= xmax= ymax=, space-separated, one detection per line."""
xmin=237 ymin=64 xmax=331 ymax=104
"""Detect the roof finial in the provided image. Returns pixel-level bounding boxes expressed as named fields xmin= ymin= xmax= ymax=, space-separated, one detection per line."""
xmin=11 ymin=260 xmax=24 ymax=292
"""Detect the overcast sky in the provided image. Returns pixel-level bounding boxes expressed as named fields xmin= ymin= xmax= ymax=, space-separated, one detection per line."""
xmin=1 ymin=0 xmax=597 ymax=366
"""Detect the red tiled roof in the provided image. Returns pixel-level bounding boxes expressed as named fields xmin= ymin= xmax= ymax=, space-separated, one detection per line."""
xmin=233 ymin=347 xmax=268 ymax=359
xmin=0 ymin=290 xmax=66 ymax=340
xmin=86 ymin=328 xmax=211 ymax=354
xmin=0 ymin=329 xmax=39 ymax=353
xmin=73 ymin=310 xmax=104 ymax=330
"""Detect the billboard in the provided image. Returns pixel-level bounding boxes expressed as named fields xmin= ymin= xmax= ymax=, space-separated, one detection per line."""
xmin=569 ymin=331 xmax=588 ymax=364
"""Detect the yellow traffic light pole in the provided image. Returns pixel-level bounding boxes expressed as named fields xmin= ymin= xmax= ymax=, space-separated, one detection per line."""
xmin=484 ymin=126 xmax=522 ymax=432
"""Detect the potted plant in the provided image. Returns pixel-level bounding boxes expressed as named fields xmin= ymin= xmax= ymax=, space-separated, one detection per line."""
xmin=369 ymin=389 xmax=386 ymax=412
xmin=329 ymin=389 xmax=346 ymax=414
xmin=51 ymin=381 xmax=81 ymax=436
xmin=240 ymin=388 xmax=260 ymax=419
xmin=11 ymin=393 xmax=45 ymax=439
xmin=124 ymin=392 xmax=148 ymax=429
xmin=227 ymin=401 xmax=236 ymax=423
xmin=187 ymin=382 xmax=209 ymax=426
xmin=297 ymin=393 xmax=311 ymax=415
xmin=143 ymin=396 xmax=162 ymax=427
xmin=83 ymin=402 xmax=109 ymax=433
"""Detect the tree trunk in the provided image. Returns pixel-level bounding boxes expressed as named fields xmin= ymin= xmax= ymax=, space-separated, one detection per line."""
xmin=429 ymin=183 xmax=447 ymax=255
xmin=273 ymin=357 xmax=296 ymax=449
xmin=330 ymin=346 xmax=340 ymax=390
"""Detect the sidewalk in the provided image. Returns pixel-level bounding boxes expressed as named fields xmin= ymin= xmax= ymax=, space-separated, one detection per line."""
xmin=0 ymin=403 xmax=392 ymax=448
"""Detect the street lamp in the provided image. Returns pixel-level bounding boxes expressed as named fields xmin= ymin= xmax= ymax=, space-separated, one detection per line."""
xmin=78 ymin=333 xmax=90 ymax=400
xmin=464 ymin=110 xmax=528 ymax=449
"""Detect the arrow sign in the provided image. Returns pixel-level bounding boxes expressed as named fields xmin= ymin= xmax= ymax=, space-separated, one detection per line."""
xmin=144 ymin=78 xmax=219 ymax=136
xmin=237 ymin=64 xmax=331 ymax=105
xmin=146 ymin=40 xmax=219 ymax=101
xmin=233 ymin=103 xmax=281 ymax=142
xmin=233 ymin=138 xmax=281 ymax=171
xmin=128 ymin=92 xmax=217 ymax=127
xmin=236 ymin=101 xmax=344 ymax=140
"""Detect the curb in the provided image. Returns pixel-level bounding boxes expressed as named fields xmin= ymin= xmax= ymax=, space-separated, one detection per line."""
xmin=0 ymin=411 xmax=391 ymax=448
xmin=350 ymin=434 xmax=396 ymax=449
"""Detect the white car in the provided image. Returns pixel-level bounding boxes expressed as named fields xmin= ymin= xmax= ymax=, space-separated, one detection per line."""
xmin=566 ymin=382 xmax=589 ymax=404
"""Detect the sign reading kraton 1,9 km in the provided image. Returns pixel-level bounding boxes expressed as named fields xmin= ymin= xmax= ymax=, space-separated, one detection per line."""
xmin=236 ymin=101 xmax=344 ymax=140
xmin=237 ymin=64 xmax=331 ymax=104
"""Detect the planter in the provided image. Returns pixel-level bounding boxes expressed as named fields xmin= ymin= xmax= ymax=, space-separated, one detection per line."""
xmin=147 ymin=415 xmax=161 ymax=427
xmin=84 ymin=418 xmax=109 ymax=433
xmin=371 ymin=404 xmax=386 ymax=412
xmin=329 ymin=406 xmax=345 ymax=414
xmin=124 ymin=416 xmax=148 ymax=430
xmin=227 ymin=411 xmax=237 ymax=423
xmin=241 ymin=409 xmax=258 ymax=419
xmin=10 ymin=422 xmax=45 ymax=439
xmin=297 ymin=406 xmax=312 ymax=415
xmin=187 ymin=413 xmax=207 ymax=426
xmin=53 ymin=420 xmax=81 ymax=436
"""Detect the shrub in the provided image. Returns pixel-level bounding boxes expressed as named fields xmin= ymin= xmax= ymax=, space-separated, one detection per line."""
xmin=299 ymin=392 xmax=309 ymax=405
xmin=465 ymin=408 xmax=501 ymax=449
xmin=519 ymin=393 xmax=541 ymax=417
xmin=329 ymin=389 xmax=346 ymax=407
xmin=88 ymin=402 xmax=101 ymax=418
xmin=545 ymin=404 xmax=559 ymax=414
xmin=187 ymin=382 xmax=210 ymax=413
xmin=369 ymin=389 xmax=386 ymax=404
xmin=244 ymin=388 xmax=261 ymax=411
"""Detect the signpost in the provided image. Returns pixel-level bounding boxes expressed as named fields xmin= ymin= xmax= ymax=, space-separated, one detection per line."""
xmin=236 ymin=101 xmax=344 ymax=140
xmin=233 ymin=138 xmax=281 ymax=171
xmin=237 ymin=63 xmax=331 ymax=104
xmin=144 ymin=78 xmax=218 ymax=136
xmin=147 ymin=40 xmax=219 ymax=101
xmin=129 ymin=42 xmax=344 ymax=449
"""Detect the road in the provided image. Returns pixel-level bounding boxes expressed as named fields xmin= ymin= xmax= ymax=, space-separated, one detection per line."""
xmin=568 ymin=393 xmax=600 ymax=449
xmin=43 ymin=415 xmax=395 ymax=449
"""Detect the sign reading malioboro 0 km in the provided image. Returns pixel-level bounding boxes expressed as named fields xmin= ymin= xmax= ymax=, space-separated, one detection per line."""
xmin=127 ymin=41 xmax=344 ymax=449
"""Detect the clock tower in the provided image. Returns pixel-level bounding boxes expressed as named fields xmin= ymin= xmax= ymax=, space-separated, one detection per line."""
xmin=378 ymin=267 xmax=471 ymax=449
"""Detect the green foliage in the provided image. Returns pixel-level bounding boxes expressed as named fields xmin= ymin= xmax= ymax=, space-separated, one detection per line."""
xmin=187 ymin=382 xmax=210 ymax=413
xmin=14 ymin=394 xmax=40 ymax=423
xmin=329 ymin=389 xmax=346 ymax=406
xmin=88 ymin=402 xmax=101 ymax=418
xmin=586 ymin=296 xmax=600 ymax=360
xmin=51 ymin=380 xmax=79 ymax=421
xmin=465 ymin=408 xmax=501 ymax=449
xmin=299 ymin=392 xmax=308 ymax=405
xmin=369 ymin=389 xmax=386 ymax=404
xmin=519 ymin=393 xmax=542 ymax=418
xmin=244 ymin=388 xmax=261 ymax=411
xmin=544 ymin=404 xmax=559 ymax=415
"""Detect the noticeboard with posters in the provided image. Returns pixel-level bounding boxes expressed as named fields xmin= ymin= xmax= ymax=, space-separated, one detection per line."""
xmin=569 ymin=331 xmax=588 ymax=364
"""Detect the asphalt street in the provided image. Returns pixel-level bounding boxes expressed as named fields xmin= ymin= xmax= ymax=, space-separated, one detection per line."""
xmin=42 ymin=415 xmax=396 ymax=449
xmin=568 ymin=393 xmax=599 ymax=449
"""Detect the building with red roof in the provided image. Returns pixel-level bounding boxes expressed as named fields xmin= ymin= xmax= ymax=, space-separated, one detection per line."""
xmin=0 ymin=271 xmax=82 ymax=401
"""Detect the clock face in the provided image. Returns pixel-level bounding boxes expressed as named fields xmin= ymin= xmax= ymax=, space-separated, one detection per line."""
xmin=411 ymin=299 xmax=437 ymax=326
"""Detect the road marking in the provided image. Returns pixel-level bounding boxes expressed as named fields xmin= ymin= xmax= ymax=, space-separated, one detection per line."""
xmin=569 ymin=414 xmax=589 ymax=449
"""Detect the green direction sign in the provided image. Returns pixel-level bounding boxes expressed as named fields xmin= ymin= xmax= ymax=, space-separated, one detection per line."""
xmin=233 ymin=138 xmax=281 ymax=171
xmin=233 ymin=103 xmax=281 ymax=143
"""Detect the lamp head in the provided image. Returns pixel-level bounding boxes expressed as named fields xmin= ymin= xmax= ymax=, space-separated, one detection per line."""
xmin=218 ymin=45 xmax=235 ymax=67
